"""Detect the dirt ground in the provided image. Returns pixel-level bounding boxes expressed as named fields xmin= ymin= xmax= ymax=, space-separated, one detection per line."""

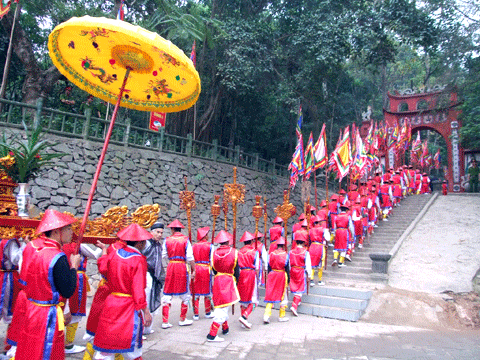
xmin=362 ymin=286 xmax=480 ymax=330
xmin=363 ymin=194 xmax=480 ymax=331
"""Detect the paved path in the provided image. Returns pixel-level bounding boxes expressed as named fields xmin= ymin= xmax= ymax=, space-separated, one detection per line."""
xmin=2 ymin=193 xmax=480 ymax=359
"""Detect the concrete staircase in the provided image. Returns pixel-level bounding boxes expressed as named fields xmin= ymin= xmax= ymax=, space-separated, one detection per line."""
xmin=258 ymin=193 xmax=437 ymax=322
xmin=258 ymin=285 xmax=372 ymax=322
xmin=322 ymin=193 xmax=435 ymax=286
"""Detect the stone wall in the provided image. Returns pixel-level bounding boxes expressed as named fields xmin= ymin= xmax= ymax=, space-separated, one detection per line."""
xmin=3 ymin=128 xmax=328 ymax=236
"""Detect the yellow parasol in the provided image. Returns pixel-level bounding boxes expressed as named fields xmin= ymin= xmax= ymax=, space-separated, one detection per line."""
xmin=47 ymin=16 xmax=201 ymax=247
xmin=48 ymin=16 xmax=200 ymax=112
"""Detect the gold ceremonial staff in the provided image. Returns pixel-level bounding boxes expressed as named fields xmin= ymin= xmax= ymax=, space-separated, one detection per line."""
xmin=274 ymin=190 xmax=296 ymax=250
xmin=263 ymin=197 xmax=268 ymax=250
xmin=211 ymin=195 xmax=221 ymax=244
xmin=223 ymin=167 xmax=246 ymax=250
xmin=179 ymin=175 xmax=196 ymax=242
xmin=252 ymin=196 xmax=263 ymax=250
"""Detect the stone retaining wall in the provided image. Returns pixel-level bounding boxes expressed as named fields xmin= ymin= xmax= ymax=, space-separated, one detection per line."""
xmin=3 ymin=128 xmax=327 ymax=235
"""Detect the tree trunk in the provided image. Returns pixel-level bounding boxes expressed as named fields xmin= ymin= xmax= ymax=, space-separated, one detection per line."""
xmin=1 ymin=9 xmax=62 ymax=104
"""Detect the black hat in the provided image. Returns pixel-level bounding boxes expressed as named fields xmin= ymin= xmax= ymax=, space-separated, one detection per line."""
xmin=150 ymin=222 xmax=164 ymax=230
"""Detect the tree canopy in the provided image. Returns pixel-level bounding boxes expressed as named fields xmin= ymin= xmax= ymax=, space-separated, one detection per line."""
xmin=1 ymin=0 xmax=478 ymax=165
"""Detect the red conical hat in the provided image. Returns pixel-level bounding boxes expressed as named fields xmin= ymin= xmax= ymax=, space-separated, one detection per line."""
xmin=36 ymin=209 xmax=78 ymax=234
xmin=167 ymin=219 xmax=185 ymax=229
xmin=339 ymin=189 xmax=346 ymax=194
xmin=320 ymin=200 xmax=327 ymax=207
xmin=254 ymin=232 xmax=264 ymax=238
xmin=196 ymin=226 xmax=210 ymax=241
xmin=272 ymin=216 xmax=283 ymax=224
xmin=294 ymin=230 xmax=308 ymax=241
xmin=276 ymin=236 xmax=285 ymax=245
xmin=298 ymin=213 xmax=305 ymax=221
xmin=117 ymin=223 xmax=151 ymax=241
xmin=330 ymin=194 xmax=338 ymax=200
xmin=214 ymin=230 xmax=233 ymax=245
xmin=240 ymin=231 xmax=255 ymax=242
xmin=300 ymin=219 xmax=308 ymax=227
xmin=309 ymin=206 xmax=316 ymax=212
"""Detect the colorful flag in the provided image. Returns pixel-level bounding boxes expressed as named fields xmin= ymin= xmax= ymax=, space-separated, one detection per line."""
xmin=304 ymin=132 xmax=315 ymax=179
xmin=313 ymin=123 xmax=327 ymax=170
xmin=117 ymin=0 xmax=125 ymax=20
xmin=434 ymin=149 xmax=441 ymax=169
xmin=331 ymin=126 xmax=351 ymax=180
xmin=288 ymin=133 xmax=305 ymax=188
xmin=296 ymin=105 xmax=303 ymax=139
xmin=388 ymin=122 xmax=399 ymax=149
xmin=190 ymin=40 xmax=196 ymax=67
xmin=0 ymin=0 xmax=17 ymax=20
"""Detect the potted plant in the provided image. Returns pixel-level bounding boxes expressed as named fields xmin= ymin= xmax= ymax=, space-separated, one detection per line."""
xmin=0 ymin=122 xmax=66 ymax=217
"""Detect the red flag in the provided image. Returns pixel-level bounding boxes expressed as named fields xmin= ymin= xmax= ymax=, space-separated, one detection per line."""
xmin=117 ymin=0 xmax=125 ymax=20
xmin=190 ymin=40 xmax=196 ymax=67
xmin=149 ymin=112 xmax=166 ymax=131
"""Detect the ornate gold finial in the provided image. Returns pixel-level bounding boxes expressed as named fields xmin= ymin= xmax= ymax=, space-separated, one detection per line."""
xmin=210 ymin=194 xmax=221 ymax=243
xmin=179 ymin=175 xmax=195 ymax=241
xmin=274 ymin=190 xmax=296 ymax=248
xmin=223 ymin=167 xmax=246 ymax=248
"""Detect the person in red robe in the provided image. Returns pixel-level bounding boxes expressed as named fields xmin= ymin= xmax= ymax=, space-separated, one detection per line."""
xmin=237 ymin=231 xmax=260 ymax=329
xmin=92 ymin=223 xmax=152 ymax=360
xmin=268 ymin=217 xmax=284 ymax=254
xmin=206 ymin=230 xmax=239 ymax=342
xmin=289 ymin=233 xmax=312 ymax=317
xmin=191 ymin=226 xmax=214 ymax=321
xmin=5 ymin=236 xmax=42 ymax=358
xmin=332 ymin=202 xmax=354 ymax=268
xmin=82 ymin=239 xmax=126 ymax=359
xmin=15 ymin=209 xmax=80 ymax=360
xmin=161 ymin=219 xmax=196 ymax=329
xmin=263 ymin=237 xmax=289 ymax=324
xmin=308 ymin=215 xmax=329 ymax=286
xmin=62 ymin=242 xmax=102 ymax=354
xmin=442 ymin=180 xmax=448 ymax=195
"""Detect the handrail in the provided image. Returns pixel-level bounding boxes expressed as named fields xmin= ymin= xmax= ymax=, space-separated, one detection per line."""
xmin=0 ymin=98 xmax=289 ymax=177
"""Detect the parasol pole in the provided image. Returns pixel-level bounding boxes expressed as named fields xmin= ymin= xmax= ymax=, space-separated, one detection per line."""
xmin=76 ymin=67 xmax=131 ymax=250
xmin=314 ymin=169 xmax=318 ymax=210
xmin=263 ymin=197 xmax=267 ymax=250
xmin=0 ymin=1 xmax=22 ymax=107
xmin=210 ymin=195 xmax=221 ymax=243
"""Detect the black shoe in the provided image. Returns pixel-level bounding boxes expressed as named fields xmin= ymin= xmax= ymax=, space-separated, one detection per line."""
xmin=222 ymin=328 xmax=229 ymax=335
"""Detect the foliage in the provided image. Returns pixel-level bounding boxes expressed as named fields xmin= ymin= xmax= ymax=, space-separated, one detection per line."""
xmin=460 ymin=57 xmax=480 ymax=150
xmin=0 ymin=122 xmax=66 ymax=183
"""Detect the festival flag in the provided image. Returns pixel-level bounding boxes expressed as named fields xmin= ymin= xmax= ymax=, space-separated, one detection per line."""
xmin=331 ymin=126 xmax=351 ymax=180
xmin=117 ymin=0 xmax=125 ymax=20
xmin=313 ymin=123 xmax=327 ymax=170
xmin=304 ymin=132 xmax=315 ymax=179
xmin=190 ymin=40 xmax=196 ymax=67
xmin=434 ymin=149 xmax=441 ymax=169
xmin=0 ymin=0 xmax=16 ymax=19
xmin=288 ymin=105 xmax=305 ymax=188
xmin=149 ymin=112 xmax=166 ymax=131
xmin=388 ymin=122 xmax=399 ymax=149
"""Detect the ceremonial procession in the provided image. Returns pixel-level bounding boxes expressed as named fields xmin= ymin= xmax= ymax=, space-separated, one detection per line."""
xmin=1 ymin=0 xmax=480 ymax=359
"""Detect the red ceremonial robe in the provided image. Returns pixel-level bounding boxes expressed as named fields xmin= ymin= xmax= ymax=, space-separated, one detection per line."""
xmin=211 ymin=245 xmax=239 ymax=308
xmin=191 ymin=240 xmax=213 ymax=296
xmin=6 ymin=238 xmax=42 ymax=346
xmin=163 ymin=233 xmax=189 ymax=296
xmin=264 ymin=249 xmax=288 ymax=303
xmin=16 ymin=237 xmax=67 ymax=360
xmin=86 ymin=241 xmax=125 ymax=337
xmin=289 ymin=247 xmax=308 ymax=294
xmin=93 ymin=245 xmax=147 ymax=354
xmin=379 ymin=184 xmax=392 ymax=207
xmin=334 ymin=214 xmax=350 ymax=252
xmin=268 ymin=225 xmax=283 ymax=253
xmin=237 ymin=244 xmax=258 ymax=304
xmin=308 ymin=226 xmax=325 ymax=268
xmin=63 ymin=242 xmax=88 ymax=316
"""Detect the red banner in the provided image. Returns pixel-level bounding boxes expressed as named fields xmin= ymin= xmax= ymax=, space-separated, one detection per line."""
xmin=149 ymin=112 xmax=166 ymax=131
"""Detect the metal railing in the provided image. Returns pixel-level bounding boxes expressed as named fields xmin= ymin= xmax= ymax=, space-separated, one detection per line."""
xmin=0 ymin=98 xmax=289 ymax=177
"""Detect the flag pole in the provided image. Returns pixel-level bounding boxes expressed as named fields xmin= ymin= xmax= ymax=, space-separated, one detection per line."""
xmin=0 ymin=1 xmax=22 ymax=106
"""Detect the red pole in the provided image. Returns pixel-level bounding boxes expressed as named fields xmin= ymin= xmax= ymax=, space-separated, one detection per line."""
xmin=75 ymin=67 xmax=131 ymax=251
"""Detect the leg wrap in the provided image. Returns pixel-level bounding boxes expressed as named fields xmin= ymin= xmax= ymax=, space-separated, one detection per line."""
xmin=193 ymin=296 xmax=199 ymax=316
xmin=180 ymin=302 xmax=188 ymax=321
xmin=205 ymin=296 xmax=213 ymax=314
xmin=82 ymin=342 xmax=94 ymax=360
xmin=264 ymin=303 xmax=273 ymax=318
xmin=66 ymin=322 xmax=79 ymax=344
xmin=292 ymin=295 xmax=301 ymax=310
xmin=279 ymin=305 xmax=287 ymax=318
xmin=208 ymin=322 xmax=221 ymax=337
xmin=244 ymin=303 xmax=254 ymax=319
xmin=162 ymin=304 xmax=171 ymax=323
